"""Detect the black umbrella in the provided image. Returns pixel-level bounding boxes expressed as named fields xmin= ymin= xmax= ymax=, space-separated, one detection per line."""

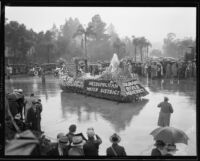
xmin=150 ymin=127 xmax=189 ymax=145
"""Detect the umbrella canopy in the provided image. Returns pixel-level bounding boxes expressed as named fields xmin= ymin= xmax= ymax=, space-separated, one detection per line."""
xmin=150 ymin=127 xmax=189 ymax=145
xmin=5 ymin=130 xmax=39 ymax=155
xmin=6 ymin=92 xmax=24 ymax=101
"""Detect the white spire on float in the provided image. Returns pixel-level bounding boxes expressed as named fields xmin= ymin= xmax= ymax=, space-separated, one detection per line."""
xmin=109 ymin=53 xmax=120 ymax=73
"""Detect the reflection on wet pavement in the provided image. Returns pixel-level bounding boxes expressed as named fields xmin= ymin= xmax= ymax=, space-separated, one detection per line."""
xmin=5 ymin=76 xmax=196 ymax=156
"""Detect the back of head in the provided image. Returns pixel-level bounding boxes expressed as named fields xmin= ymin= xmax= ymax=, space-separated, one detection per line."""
xmin=69 ymin=124 xmax=76 ymax=133
xmin=164 ymin=97 xmax=169 ymax=102
xmin=57 ymin=133 xmax=65 ymax=140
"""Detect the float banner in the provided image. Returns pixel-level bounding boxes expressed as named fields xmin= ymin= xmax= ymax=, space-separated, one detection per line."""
xmin=63 ymin=76 xmax=84 ymax=88
xmin=84 ymin=79 xmax=121 ymax=96
xmin=122 ymin=80 xmax=146 ymax=96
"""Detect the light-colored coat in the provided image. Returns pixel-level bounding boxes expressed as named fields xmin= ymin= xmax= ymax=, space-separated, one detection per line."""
xmin=157 ymin=101 xmax=173 ymax=127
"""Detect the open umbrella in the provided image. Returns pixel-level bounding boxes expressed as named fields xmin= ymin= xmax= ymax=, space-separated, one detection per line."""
xmin=150 ymin=127 xmax=189 ymax=145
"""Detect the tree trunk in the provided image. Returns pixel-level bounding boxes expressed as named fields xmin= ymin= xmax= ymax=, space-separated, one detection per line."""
xmin=140 ymin=47 xmax=143 ymax=62
xmin=47 ymin=45 xmax=50 ymax=63
xmin=134 ymin=45 xmax=137 ymax=62
xmin=84 ymin=35 xmax=87 ymax=59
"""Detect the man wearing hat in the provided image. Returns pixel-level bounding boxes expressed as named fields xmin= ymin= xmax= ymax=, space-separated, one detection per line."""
xmin=164 ymin=144 xmax=178 ymax=156
xmin=106 ymin=133 xmax=126 ymax=156
xmin=151 ymin=140 xmax=167 ymax=156
xmin=157 ymin=97 xmax=174 ymax=127
xmin=13 ymin=89 xmax=25 ymax=120
xmin=83 ymin=127 xmax=102 ymax=156
xmin=47 ymin=134 xmax=70 ymax=156
xmin=26 ymin=99 xmax=40 ymax=131
xmin=24 ymin=93 xmax=35 ymax=122
xmin=68 ymin=136 xmax=86 ymax=156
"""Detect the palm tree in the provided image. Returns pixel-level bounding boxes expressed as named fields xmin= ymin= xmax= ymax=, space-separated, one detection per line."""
xmin=137 ymin=37 xmax=146 ymax=62
xmin=73 ymin=24 xmax=95 ymax=58
xmin=132 ymin=36 xmax=139 ymax=62
xmin=145 ymin=40 xmax=152 ymax=59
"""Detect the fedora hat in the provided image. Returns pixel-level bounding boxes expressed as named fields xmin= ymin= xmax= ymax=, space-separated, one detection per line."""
xmin=154 ymin=140 xmax=166 ymax=147
xmin=59 ymin=136 xmax=69 ymax=144
xmin=32 ymin=98 xmax=40 ymax=104
xmin=167 ymin=144 xmax=178 ymax=151
xmin=57 ymin=133 xmax=65 ymax=139
xmin=71 ymin=136 xmax=86 ymax=146
xmin=109 ymin=133 xmax=121 ymax=143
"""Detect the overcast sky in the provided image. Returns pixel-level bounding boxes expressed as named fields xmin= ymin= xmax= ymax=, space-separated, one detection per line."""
xmin=5 ymin=7 xmax=196 ymax=44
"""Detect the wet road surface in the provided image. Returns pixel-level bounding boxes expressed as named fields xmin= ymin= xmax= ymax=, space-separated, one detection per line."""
xmin=5 ymin=76 xmax=196 ymax=156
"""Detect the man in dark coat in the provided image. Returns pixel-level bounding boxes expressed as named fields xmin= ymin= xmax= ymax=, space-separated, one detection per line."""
xmin=66 ymin=124 xmax=77 ymax=145
xmin=106 ymin=133 xmax=126 ymax=156
xmin=26 ymin=100 xmax=40 ymax=131
xmin=47 ymin=134 xmax=70 ymax=156
xmin=7 ymin=100 xmax=19 ymax=118
xmin=35 ymin=99 xmax=43 ymax=132
xmin=151 ymin=140 xmax=166 ymax=156
xmin=83 ymin=127 xmax=102 ymax=156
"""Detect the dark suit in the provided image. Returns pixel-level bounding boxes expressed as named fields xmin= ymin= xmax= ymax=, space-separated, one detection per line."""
xmin=151 ymin=148 xmax=162 ymax=156
xmin=83 ymin=135 xmax=102 ymax=156
xmin=26 ymin=107 xmax=38 ymax=131
xmin=47 ymin=143 xmax=69 ymax=156
xmin=106 ymin=144 xmax=126 ymax=156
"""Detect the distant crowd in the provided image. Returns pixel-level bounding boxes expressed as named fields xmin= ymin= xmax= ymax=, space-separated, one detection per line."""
xmin=127 ymin=59 xmax=196 ymax=80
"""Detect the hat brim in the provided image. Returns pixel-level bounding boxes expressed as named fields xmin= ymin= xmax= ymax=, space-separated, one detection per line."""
xmin=109 ymin=135 xmax=121 ymax=143
xmin=71 ymin=140 xmax=86 ymax=146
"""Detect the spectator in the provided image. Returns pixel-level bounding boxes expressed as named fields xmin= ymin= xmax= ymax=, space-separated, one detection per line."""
xmin=164 ymin=144 xmax=178 ymax=156
xmin=35 ymin=99 xmax=43 ymax=132
xmin=24 ymin=93 xmax=35 ymax=121
xmin=192 ymin=61 xmax=196 ymax=77
xmin=68 ymin=136 xmax=86 ymax=156
xmin=83 ymin=127 xmax=102 ymax=156
xmin=151 ymin=140 xmax=167 ymax=156
xmin=171 ymin=62 xmax=178 ymax=79
xmin=106 ymin=133 xmax=126 ymax=156
xmin=7 ymin=95 xmax=19 ymax=118
xmin=47 ymin=133 xmax=70 ymax=156
xmin=66 ymin=124 xmax=77 ymax=145
xmin=14 ymin=89 xmax=25 ymax=120
xmin=165 ymin=63 xmax=171 ymax=79
xmin=26 ymin=99 xmax=40 ymax=131
xmin=157 ymin=97 xmax=174 ymax=127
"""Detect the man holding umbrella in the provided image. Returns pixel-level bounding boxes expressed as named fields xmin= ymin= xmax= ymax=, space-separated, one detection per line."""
xmin=150 ymin=126 xmax=189 ymax=156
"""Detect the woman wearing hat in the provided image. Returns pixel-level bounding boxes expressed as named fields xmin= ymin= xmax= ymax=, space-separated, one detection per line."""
xmin=106 ymin=133 xmax=126 ymax=156
xmin=157 ymin=97 xmax=174 ymax=127
xmin=151 ymin=140 xmax=167 ymax=156
xmin=68 ymin=136 xmax=86 ymax=156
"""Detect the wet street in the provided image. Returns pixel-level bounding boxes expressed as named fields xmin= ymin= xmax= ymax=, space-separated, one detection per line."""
xmin=5 ymin=75 xmax=196 ymax=156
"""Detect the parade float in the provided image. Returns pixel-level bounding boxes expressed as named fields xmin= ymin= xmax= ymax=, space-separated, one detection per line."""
xmin=59 ymin=54 xmax=149 ymax=102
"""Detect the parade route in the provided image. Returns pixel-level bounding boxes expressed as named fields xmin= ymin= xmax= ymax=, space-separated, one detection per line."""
xmin=5 ymin=75 xmax=196 ymax=156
